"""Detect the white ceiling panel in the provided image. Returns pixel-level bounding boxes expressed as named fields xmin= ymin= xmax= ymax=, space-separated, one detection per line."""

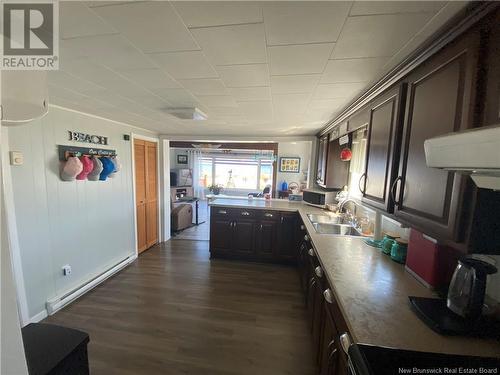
xmin=350 ymin=1 xmax=446 ymax=16
xmin=59 ymin=35 xmax=155 ymax=70
xmin=217 ymin=64 xmax=270 ymax=88
xmin=321 ymin=57 xmax=388 ymax=83
xmin=270 ymin=74 xmax=321 ymax=94
xmin=92 ymin=1 xmax=199 ymax=53
xmin=48 ymin=70 xmax=105 ymax=94
xmin=331 ymin=13 xmax=434 ymax=59
xmin=127 ymin=95 xmax=170 ymax=110
xmin=238 ymin=101 xmax=274 ymax=122
xmin=117 ymin=68 xmax=181 ymax=89
xmin=268 ymin=43 xmax=334 ymax=75
xmin=173 ymin=1 xmax=262 ymax=27
xmin=313 ymin=82 xmax=367 ymax=100
xmin=273 ymin=93 xmax=310 ymax=114
xmin=148 ymin=51 xmax=218 ymax=80
xmin=196 ymin=95 xmax=237 ymax=108
xmin=60 ymin=2 xmax=117 ymax=39
xmin=263 ymin=2 xmax=351 ymax=45
xmin=191 ymin=23 xmax=267 ymax=65
xmin=178 ymin=79 xmax=229 ymax=96
xmin=152 ymin=88 xmax=201 ymax=108
xmin=229 ymin=87 xmax=271 ymax=101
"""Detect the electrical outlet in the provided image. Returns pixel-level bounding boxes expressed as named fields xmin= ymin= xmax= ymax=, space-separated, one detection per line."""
xmin=62 ymin=265 xmax=72 ymax=276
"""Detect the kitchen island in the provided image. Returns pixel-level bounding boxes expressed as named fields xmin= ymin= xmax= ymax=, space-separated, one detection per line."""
xmin=209 ymin=198 xmax=499 ymax=361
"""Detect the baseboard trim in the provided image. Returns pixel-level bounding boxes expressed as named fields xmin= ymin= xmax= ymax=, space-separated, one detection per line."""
xmin=28 ymin=310 xmax=48 ymax=324
xmin=46 ymin=254 xmax=137 ymax=315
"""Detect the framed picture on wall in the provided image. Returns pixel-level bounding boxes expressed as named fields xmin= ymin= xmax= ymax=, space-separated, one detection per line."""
xmin=177 ymin=154 xmax=188 ymax=164
xmin=279 ymin=157 xmax=300 ymax=173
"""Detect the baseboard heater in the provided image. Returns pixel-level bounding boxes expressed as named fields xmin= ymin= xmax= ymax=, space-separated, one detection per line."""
xmin=46 ymin=255 xmax=135 ymax=315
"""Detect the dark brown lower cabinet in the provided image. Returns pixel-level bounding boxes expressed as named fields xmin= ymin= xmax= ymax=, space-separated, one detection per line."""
xmin=209 ymin=207 xmax=299 ymax=263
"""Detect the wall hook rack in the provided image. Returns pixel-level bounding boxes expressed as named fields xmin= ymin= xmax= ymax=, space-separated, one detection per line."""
xmin=58 ymin=145 xmax=117 ymax=161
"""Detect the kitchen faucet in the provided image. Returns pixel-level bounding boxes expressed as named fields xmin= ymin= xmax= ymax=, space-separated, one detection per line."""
xmin=338 ymin=198 xmax=359 ymax=213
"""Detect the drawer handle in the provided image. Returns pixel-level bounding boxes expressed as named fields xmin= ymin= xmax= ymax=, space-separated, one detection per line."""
xmin=315 ymin=266 xmax=323 ymax=278
xmin=241 ymin=211 xmax=250 ymax=216
xmin=390 ymin=176 xmax=403 ymax=207
xmin=308 ymin=248 xmax=315 ymax=257
xmin=340 ymin=333 xmax=352 ymax=354
xmin=264 ymin=213 xmax=273 ymax=218
xmin=323 ymin=289 xmax=333 ymax=304
xmin=218 ymin=210 xmax=227 ymax=215
xmin=358 ymin=173 xmax=367 ymax=195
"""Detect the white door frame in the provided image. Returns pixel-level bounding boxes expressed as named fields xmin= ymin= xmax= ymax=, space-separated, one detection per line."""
xmin=130 ymin=133 xmax=164 ymax=255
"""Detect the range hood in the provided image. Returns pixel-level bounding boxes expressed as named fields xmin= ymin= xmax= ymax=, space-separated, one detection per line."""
xmin=424 ymin=125 xmax=500 ymax=190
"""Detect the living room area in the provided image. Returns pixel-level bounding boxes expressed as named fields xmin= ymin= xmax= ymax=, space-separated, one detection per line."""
xmin=169 ymin=141 xmax=312 ymax=241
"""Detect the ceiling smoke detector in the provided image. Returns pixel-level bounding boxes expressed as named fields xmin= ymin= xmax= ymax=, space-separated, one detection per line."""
xmin=165 ymin=107 xmax=207 ymax=121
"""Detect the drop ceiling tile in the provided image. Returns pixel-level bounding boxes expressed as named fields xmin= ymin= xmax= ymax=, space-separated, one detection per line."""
xmin=191 ymin=23 xmax=267 ymax=65
xmin=127 ymin=95 xmax=170 ymax=110
xmin=60 ymin=35 xmax=155 ymax=70
xmin=263 ymin=2 xmax=351 ymax=45
xmin=178 ymin=79 xmax=229 ymax=96
xmin=48 ymin=84 xmax=90 ymax=103
xmin=350 ymin=1 xmax=445 ymax=16
xmin=228 ymin=87 xmax=271 ymax=101
xmin=270 ymin=74 xmax=320 ymax=94
xmin=152 ymin=88 xmax=201 ymax=107
xmin=216 ymin=64 xmax=270 ymax=88
xmin=268 ymin=43 xmax=334 ymax=75
xmin=313 ymin=82 xmax=366 ymax=100
xmin=308 ymin=98 xmax=350 ymax=110
xmin=196 ymin=95 xmax=237 ymax=108
xmin=117 ymin=68 xmax=181 ymax=89
xmin=148 ymin=51 xmax=218 ymax=80
xmin=48 ymin=70 xmax=105 ymax=94
xmin=173 ymin=1 xmax=262 ymax=27
xmin=238 ymin=101 xmax=274 ymax=122
xmin=92 ymin=2 xmax=199 ymax=53
xmin=331 ymin=13 xmax=434 ymax=59
xmin=60 ymin=2 xmax=117 ymax=39
xmin=273 ymin=93 xmax=310 ymax=115
xmin=321 ymin=57 xmax=388 ymax=83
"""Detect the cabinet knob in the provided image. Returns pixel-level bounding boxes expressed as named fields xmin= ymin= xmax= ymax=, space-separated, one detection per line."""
xmin=264 ymin=213 xmax=273 ymax=218
xmin=304 ymin=234 xmax=309 ymax=241
xmin=241 ymin=211 xmax=250 ymax=216
xmin=218 ymin=210 xmax=227 ymax=215
xmin=315 ymin=266 xmax=323 ymax=278
xmin=323 ymin=288 xmax=333 ymax=304
xmin=308 ymin=248 xmax=315 ymax=257
xmin=300 ymin=225 xmax=305 ymax=230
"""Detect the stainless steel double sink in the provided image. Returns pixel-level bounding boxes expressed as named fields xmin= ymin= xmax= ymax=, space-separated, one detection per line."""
xmin=307 ymin=213 xmax=370 ymax=237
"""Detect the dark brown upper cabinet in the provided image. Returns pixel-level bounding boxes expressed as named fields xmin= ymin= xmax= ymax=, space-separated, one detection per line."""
xmin=316 ymin=135 xmax=329 ymax=187
xmin=392 ymin=30 xmax=480 ymax=241
xmin=347 ymin=106 xmax=369 ymax=133
xmin=483 ymin=9 xmax=500 ymax=126
xmin=359 ymin=85 xmax=405 ymax=212
xmin=325 ymin=138 xmax=350 ymax=190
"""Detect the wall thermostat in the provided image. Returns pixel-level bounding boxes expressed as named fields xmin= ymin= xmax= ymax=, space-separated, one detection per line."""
xmin=9 ymin=151 xmax=23 ymax=166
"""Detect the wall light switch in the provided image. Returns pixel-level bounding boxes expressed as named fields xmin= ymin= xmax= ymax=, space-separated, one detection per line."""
xmin=9 ymin=151 xmax=23 ymax=166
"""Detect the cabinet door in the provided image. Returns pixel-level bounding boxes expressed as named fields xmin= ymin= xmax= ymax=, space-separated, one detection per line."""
xmin=394 ymin=30 xmax=479 ymax=240
xmin=484 ymin=10 xmax=500 ymax=126
xmin=277 ymin=213 xmax=298 ymax=261
xmin=210 ymin=219 xmax=233 ymax=253
xmin=361 ymin=85 xmax=404 ymax=212
xmin=255 ymin=220 xmax=277 ymax=260
xmin=316 ymin=135 xmax=329 ymax=187
xmin=319 ymin=301 xmax=339 ymax=375
xmin=325 ymin=139 xmax=350 ymax=189
xmin=232 ymin=220 xmax=256 ymax=255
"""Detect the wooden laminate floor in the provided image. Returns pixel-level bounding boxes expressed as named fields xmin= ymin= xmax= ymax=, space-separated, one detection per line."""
xmin=44 ymin=240 xmax=316 ymax=375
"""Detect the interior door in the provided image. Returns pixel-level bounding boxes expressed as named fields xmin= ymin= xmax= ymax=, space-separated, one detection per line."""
xmin=146 ymin=141 xmax=158 ymax=248
xmin=134 ymin=140 xmax=148 ymax=253
xmin=134 ymin=139 xmax=158 ymax=254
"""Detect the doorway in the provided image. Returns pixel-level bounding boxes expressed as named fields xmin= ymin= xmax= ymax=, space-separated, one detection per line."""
xmin=134 ymin=138 xmax=159 ymax=253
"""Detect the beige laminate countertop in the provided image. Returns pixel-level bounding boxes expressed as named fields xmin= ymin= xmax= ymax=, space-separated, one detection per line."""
xmin=210 ymin=198 xmax=500 ymax=357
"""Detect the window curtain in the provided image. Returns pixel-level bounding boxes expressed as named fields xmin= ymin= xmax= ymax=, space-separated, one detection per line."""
xmin=187 ymin=149 xmax=205 ymax=199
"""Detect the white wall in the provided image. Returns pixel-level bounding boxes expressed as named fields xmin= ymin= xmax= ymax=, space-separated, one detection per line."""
xmin=277 ymin=141 xmax=312 ymax=190
xmin=4 ymin=106 xmax=157 ymax=319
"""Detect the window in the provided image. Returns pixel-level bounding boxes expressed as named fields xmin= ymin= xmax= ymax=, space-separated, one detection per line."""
xmin=200 ymin=152 xmax=274 ymax=191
